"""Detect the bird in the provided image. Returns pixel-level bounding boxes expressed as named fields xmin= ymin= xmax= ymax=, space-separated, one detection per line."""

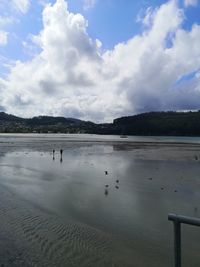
xmin=116 ymin=180 xmax=119 ymax=183
xmin=115 ymin=185 xmax=119 ymax=189
xmin=105 ymin=171 xmax=108 ymax=175
xmin=105 ymin=184 xmax=109 ymax=188
xmin=104 ymin=189 xmax=108 ymax=195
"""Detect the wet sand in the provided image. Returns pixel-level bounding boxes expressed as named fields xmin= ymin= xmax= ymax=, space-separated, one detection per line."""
xmin=1 ymin=134 xmax=200 ymax=266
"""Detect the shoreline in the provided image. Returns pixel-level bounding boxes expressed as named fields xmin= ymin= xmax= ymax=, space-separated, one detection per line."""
xmin=1 ymin=133 xmax=200 ymax=147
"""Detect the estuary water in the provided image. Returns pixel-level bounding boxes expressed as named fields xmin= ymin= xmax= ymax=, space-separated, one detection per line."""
xmin=0 ymin=134 xmax=200 ymax=266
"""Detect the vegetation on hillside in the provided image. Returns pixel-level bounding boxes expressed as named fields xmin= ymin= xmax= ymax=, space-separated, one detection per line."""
xmin=1 ymin=111 xmax=200 ymax=136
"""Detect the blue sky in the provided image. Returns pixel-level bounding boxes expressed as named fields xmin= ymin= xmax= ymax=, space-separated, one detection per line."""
xmin=2 ymin=0 xmax=200 ymax=62
xmin=0 ymin=0 xmax=200 ymax=121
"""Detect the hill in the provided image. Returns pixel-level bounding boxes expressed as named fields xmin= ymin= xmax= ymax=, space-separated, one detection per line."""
xmin=113 ymin=111 xmax=200 ymax=136
xmin=1 ymin=111 xmax=200 ymax=136
xmin=0 ymin=112 xmax=94 ymax=133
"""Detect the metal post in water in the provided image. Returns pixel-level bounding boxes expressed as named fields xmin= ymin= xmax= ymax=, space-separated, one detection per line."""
xmin=173 ymin=220 xmax=181 ymax=267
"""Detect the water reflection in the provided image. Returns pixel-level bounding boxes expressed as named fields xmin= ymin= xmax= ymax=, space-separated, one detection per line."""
xmin=0 ymin=141 xmax=200 ymax=266
xmin=104 ymin=188 xmax=109 ymax=195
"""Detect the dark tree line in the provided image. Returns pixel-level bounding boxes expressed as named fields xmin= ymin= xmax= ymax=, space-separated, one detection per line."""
xmin=1 ymin=111 xmax=200 ymax=136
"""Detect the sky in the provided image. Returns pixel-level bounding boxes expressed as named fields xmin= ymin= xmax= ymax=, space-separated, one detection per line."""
xmin=0 ymin=0 xmax=200 ymax=122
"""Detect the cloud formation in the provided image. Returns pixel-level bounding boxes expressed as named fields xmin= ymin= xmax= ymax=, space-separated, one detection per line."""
xmin=184 ymin=0 xmax=198 ymax=7
xmin=0 ymin=15 xmax=14 ymax=46
xmin=0 ymin=31 xmax=8 ymax=46
xmin=11 ymin=0 xmax=30 ymax=14
xmin=0 ymin=0 xmax=200 ymax=122
xmin=83 ymin=0 xmax=97 ymax=10
xmin=0 ymin=1 xmax=29 ymax=48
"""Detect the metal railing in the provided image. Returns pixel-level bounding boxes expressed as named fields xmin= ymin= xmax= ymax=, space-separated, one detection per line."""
xmin=168 ymin=213 xmax=200 ymax=267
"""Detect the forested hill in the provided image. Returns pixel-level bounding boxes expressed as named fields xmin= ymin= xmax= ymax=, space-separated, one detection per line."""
xmin=0 ymin=112 xmax=95 ymax=133
xmin=112 ymin=111 xmax=200 ymax=136
xmin=1 ymin=111 xmax=200 ymax=136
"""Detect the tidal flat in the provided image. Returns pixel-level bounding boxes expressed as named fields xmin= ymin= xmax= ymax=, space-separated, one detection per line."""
xmin=0 ymin=134 xmax=200 ymax=266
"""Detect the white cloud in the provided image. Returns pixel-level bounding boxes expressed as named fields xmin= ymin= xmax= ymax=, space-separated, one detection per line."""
xmin=0 ymin=1 xmax=28 ymax=47
xmin=11 ymin=0 xmax=30 ymax=14
xmin=0 ymin=0 xmax=200 ymax=122
xmin=184 ymin=0 xmax=198 ymax=7
xmin=38 ymin=0 xmax=50 ymax=6
xmin=83 ymin=0 xmax=97 ymax=10
xmin=0 ymin=0 xmax=30 ymax=15
xmin=0 ymin=31 xmax=8 ymax=46
xmin=136 ymin=7 xmax=158 ymax=27
xmin=0 ymin=15 xmax=15 ymax=45
xmin=0 ymin=16 xmax=14 ymax=27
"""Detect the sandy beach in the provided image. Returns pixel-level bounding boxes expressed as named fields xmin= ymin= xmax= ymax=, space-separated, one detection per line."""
xmin=0 ymin=134 xmax=200 ymax=266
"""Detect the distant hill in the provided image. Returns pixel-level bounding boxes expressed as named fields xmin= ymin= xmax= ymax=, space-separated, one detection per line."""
xmin=113 ymin=111 xmax=200 ymax=136
xmin=0 ymin=112 xmax=94 ymax=133
xmin=0 ymin=112 xmax=24 ymax=122
xmin=1 ymin=111 xmax=200 ymax=136
xmin=27 ymin=115 xmax=83 ymax=126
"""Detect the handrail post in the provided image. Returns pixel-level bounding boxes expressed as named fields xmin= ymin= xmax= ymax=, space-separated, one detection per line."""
xmin=169 ymin=213 xmax=200 ymax=267
xmin=173 ymin=220 xmax=181 ymax=267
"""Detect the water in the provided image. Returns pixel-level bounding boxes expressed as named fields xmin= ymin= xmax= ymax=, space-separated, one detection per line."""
xmin=0 ymin=134 xmax=200 ymax=266
xmin=1 ymin=133 xmax=200 ymax=144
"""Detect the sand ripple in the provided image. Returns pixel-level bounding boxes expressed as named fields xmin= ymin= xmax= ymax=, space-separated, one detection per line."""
xmin=0 ymin=185 xmax=125 ymax=267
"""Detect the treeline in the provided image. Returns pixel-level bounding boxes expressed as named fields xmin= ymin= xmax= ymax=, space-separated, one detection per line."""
xmin=1 ymin=111 xmax=200 ymax=136
xmin=112 ymin=111 xmax=200 ymax=136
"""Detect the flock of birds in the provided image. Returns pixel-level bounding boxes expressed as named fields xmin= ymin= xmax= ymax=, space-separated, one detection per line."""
xmin=104 ymin=170 xmax=119 ymax=195
xmin=51 ymin=149 xmax=183 ymax=195
xmin=51 ymin=150 xmax=120 ymax=196
xmin=104 ymin=173 xmax=179 ymax=195
xmin=148 ymin=177 xmax=178 ymax=193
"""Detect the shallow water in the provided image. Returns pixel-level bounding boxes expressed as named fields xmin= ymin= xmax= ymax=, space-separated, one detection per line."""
xmin=0 ymin=134 xmax=200 ymax=266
